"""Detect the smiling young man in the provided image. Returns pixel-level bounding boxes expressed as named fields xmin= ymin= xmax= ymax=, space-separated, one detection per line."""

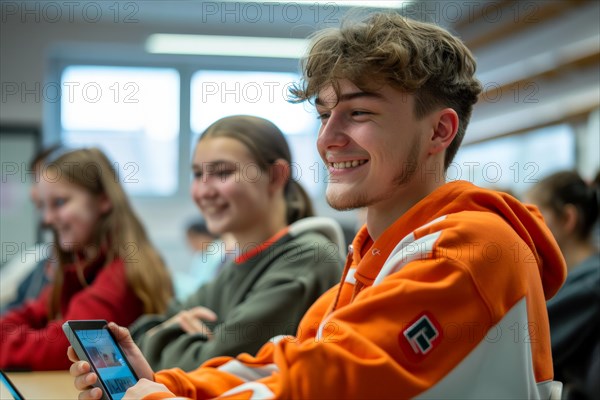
xmin=70 ymin=12 xmax=567 ymax=399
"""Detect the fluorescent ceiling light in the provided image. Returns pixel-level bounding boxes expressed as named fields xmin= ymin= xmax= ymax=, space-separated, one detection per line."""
xmin=227 ymin=0 xmax=411 ymax=8
xmin=146 ymin=34 xmax=309 ymax=58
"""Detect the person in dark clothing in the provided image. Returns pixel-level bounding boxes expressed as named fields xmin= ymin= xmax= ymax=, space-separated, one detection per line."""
xmin=526 ymin=170 xmax=600 ymax=400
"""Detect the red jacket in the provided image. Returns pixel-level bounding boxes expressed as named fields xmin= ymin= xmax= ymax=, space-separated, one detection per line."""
xmin=148 ymin=181 xmax=566 ymax=399
xmin=0 ymin=256 xmax=143 ymax=370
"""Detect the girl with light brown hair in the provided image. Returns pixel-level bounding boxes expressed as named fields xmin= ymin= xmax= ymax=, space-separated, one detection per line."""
xmin=128 ymin=115 xmax=344 ymax=372
xmin=0 ymin=147 xmax=172 ymax=370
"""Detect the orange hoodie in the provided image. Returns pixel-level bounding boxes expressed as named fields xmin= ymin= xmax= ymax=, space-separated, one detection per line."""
xmin=148 ymin=181 xmax=566 ymax=399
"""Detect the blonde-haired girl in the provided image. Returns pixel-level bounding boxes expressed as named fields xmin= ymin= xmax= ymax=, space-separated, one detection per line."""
xmin=0 ymin=147 xmax=172 ymax=370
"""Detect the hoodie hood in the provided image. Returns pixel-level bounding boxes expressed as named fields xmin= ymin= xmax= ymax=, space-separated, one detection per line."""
xmin=288 ymin=216 xmax=347 ymax=260
xmin=358 ymin=180 xmax=566 ymax=300
xmin=234 ymin=216 xmax=346 ymax=265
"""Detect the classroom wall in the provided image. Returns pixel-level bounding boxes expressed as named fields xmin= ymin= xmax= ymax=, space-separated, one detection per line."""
xmin=1 ymin=0 xmax=598 ymax=270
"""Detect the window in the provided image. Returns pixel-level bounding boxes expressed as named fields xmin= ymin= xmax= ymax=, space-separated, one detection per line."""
xmin=454 ymin=124 xmax=575 ymax=196
xmin=190 ymin=70 xmax=323 ymax=196
xmin=61 ymin=66 xmax=180 ymax=196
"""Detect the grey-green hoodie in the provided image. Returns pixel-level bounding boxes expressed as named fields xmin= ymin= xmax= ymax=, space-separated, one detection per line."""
xmin=130 ymin=217 xmax=345 ymax=371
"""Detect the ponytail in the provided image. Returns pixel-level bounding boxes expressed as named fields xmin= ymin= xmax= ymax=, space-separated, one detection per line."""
xmin=531 ymin=170 xmax=599 ymax=241
xmin=285 ymin=180 xmax=314 ymax=224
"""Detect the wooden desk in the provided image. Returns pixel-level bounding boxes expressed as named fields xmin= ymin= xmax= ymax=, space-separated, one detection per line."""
xmin=1 ymin=371 xmax=78 ymax=399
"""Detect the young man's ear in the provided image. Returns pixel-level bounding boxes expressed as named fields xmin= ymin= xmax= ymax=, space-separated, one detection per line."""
xmin=269 ymin=159 xmax=291 ymax=194
xmin=428 ymin=108 xmax=459 ymax=155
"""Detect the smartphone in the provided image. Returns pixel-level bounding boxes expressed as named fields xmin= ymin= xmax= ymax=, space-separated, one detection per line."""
xmin=62 ymin=320 xmax=138 ymax=400
xmin=0 ymin=370 xmax=25 ymax=400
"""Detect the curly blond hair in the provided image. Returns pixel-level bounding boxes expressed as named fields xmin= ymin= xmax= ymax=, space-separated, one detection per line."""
xmin=290 ymin=12 xmax=482 ymax=169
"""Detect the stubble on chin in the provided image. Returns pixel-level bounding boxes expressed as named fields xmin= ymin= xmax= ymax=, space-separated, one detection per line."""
xmin=325 ymin=157 xmax=421 ymax=212
xmin=326 ymin=186 xmax=370 ymax=211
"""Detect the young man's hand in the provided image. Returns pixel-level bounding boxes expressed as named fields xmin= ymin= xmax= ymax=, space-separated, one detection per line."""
xmin=123 ymin=379 xmax=175 ymax=400
xmin=67 ymin=322 xmax=155 ymax=398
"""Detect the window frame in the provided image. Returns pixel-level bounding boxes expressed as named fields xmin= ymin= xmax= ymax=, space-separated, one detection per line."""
xmin=45 ymin=46 xmax=302 ymax=201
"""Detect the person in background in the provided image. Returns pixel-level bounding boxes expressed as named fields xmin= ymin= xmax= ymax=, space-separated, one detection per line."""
xmin=525 ymin=170 xmax=600 ymax=400
xmin=173 ymin=219 xmax=221 ymax=301
xmin=0 ymin=147 xmax=173 ymax=370
xmin=186 ymin=219 xmax=218 ymax=254
xmin=69 ymin=13 xmax=566 ymax=399
xmin=125 ymin=115 xmax=344 ymax=372
xmin=0 ymin=144 xmax=61 ymax=314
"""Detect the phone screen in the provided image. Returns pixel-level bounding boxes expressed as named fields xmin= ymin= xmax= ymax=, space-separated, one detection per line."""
xmin=73 ymin=329 xmax=137 ymax=400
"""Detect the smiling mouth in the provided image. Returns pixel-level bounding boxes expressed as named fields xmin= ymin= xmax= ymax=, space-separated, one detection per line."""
xmin=201 ymin=203 xmax=228 ymax=214
xmin=329 ymin=160 xmax=368 ymax=169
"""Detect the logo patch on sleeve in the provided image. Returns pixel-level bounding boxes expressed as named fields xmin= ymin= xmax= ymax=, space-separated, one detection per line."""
xmin=399 ymin=312 xmax=443 ymax=362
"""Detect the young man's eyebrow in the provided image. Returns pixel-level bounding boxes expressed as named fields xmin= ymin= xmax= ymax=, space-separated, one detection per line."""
xmin=315 ymin=91 xmax=386 ymax=106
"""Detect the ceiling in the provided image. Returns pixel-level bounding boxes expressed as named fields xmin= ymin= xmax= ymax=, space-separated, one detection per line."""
xmin=1 ymin=0 xmax=598 ymax=142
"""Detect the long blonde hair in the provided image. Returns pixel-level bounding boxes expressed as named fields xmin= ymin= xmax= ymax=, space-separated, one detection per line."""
xmin=43 ymin=148 xmax=172 ymax=318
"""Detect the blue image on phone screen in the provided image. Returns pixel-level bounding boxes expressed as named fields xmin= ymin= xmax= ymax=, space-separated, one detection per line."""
xmin=74 ymin=329 xmax=137 ymax=400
